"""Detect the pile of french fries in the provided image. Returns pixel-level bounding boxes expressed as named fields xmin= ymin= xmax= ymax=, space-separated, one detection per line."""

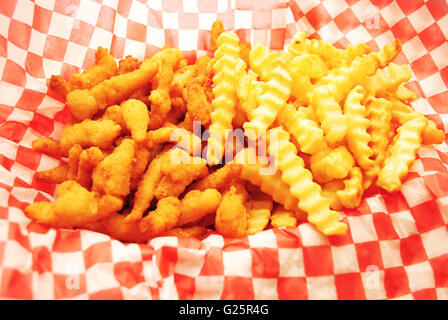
xmin=26 ymin=21 xmax=445 ymax=241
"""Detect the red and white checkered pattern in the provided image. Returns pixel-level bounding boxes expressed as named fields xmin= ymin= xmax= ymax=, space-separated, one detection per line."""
xmin=0 ymin=0 xmax=447 ymax=300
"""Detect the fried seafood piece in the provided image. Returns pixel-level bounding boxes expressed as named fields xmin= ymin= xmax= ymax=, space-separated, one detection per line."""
xmin=101 ymin=210 xmax=151 ymax=243
xmin=139 ymin=196 xmax=182 ymax=236
xmin=25 ymin=180 xmax=123 ymax=228
xmin=210 ymin=20 xmax=224 ymax=53
xmin=148 ymin=56 xmax=175 ymax=130
xmin=49 ymin=47 xmax=117 ymax=99
xmin=130 ymin=143 xmax=153 ymax=189
xmin=69 ymin=47 xmax=117 ymax=91
xmin=182 ymin=75 xmax=213 ymax=130
xmin=161 ymin=225 xmax=208 ymax=238
xmin=91 ymin=138 xmax=135 ymax=198
xmin=126 ymin=151 xmax=170 ymax=223
xmin=187 ymin=163 xmax=242 ymax=192
xmin=76 ymin=147 xmax=107 ymax=188
xmin=154 ymin=148 xmax=208 ymax=200
xmin=246 ymin=196 xmax=273 ymax=235
xmin=67 ymin=144 xmax=82 ymax=180
xmin=215 ymin=186 xmax=247 ymax=238
xmin=146 ymin=123 xmax=202 ymax=156
xmin=49 ymin=75 xmax=70 ymax=100
xmin=66 ymin=57 xmax=159 ymax=121
xmin=270 ymin=205 xmax=298 ymax=228
xmin=121 ymin=99 xmax=150 ymax=143
xmin=177 ymin=189 xmax=222 ymax=226
xmin=59 ymin=119 xmax=121 ymax=155
xmin=32 ymin=137 xmax=62 ymax=157
xmin=35 ymin=165 xmax=69 ymax=184
xmin=117 ymin=55 xmax=142 ymax=74
xmin=239 ymin=41 xmax=252 ymax=67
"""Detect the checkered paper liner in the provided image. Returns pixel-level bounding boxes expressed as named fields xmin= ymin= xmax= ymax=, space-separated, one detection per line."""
xmin=0 ymin=0 xmax=447 ymax=300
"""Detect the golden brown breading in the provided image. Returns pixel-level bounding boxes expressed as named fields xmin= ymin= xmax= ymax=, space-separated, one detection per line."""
xmin=117 ymin=55 xmax=142 ymax=75
xmin=59 ymin=119 xmax=121 ymax=156
xmin=25 ymin=180 xmax=123 ymax=228
xmin=215 ymin=186 xmax=247 ymax=238
xmin=187 ymin=164 xmax=242 ymax=192
xmin=91 ymin=138 xmax=135 ymax=197
xmin=32 ymin=137 xmax=62 ymax=157
xmin=139 ymin=196 xmax=182 ymax=236
xmin=177 ymin=189 xmax=222 ymax=226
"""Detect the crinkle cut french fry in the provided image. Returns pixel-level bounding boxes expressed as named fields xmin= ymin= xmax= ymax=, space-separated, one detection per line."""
xmin=288 ymin=32 xmax=372 ymax=69
xmin=310 ymin=43 xmax=398 ymax=146
xmin=236 ymin=70 xmax=259 ymax=118
xmin=362 ymin=63 xmax=412 ymax=97
xmin=376 ymin=117 xmax=427 ymax=193
xmin=337 ymin=167 xmax=364 ymax=209
xmin=321 ymin=180 xmax=344 ymax=211
xmin=207 ymin=31 xmax=245 ymax=164
xmin=267 ymin=127 xmax=347 ymax=235
xmin=244 ymin=45 xmax=292 ymax=140
xmin=234 ymin=148 xmax=299 ymax=213
xmin=394 ymin=84 xmax=418 ymax=102
xmin=275 ymin=103 xmax=323 ymax=154
xmin=363 ymin=97 xmax=393 ymax=189
xmin=344 ymin=85 xmax=374 ymax=170
xmin=310 ymin=144 xmax=355 ymax=183
xmin=388 ymin=95 xmax=445 ymax=145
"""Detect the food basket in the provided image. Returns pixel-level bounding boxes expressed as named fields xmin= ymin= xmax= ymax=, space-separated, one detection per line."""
xmin=0 ymin=0 xmax=447 ymax=299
